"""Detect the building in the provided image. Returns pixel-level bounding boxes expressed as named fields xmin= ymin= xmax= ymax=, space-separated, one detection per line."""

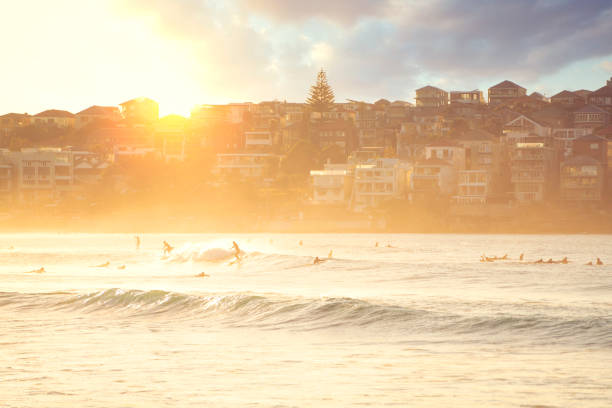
xmin=425 ymin=142 xmax=466 ymax=170
xmin=245 ymin=130 xmax=275 ymax=150
xmin=72 ymin=151 xmax=111 ymax=188
xmin=31 ymin=110 xmax=75 ymax=128
xmin=310 ymin=164 xmax=352 ymax=205
xmin=573 ymin=105 xmax=610 ymax=130
xmin=560 ymin=155 xmax=604 ymax=203
xmin=587 ymin=78 xmax=612 ymax=113
xmin=351 ymin=158 xmax=408 ymax=211
xmin=0 ymin=113 xmax=30 ymax=137
xmin=510 ymin=143 xmax=556 ymax=203
xmin=119 ymin=97 xmax=159 ymax=124
xmin=309 ymin=120 xmax=356 ymax=153
xmin=488 ymin=80 xmax=527 ymax=105
xmin=552 ymin=128 xmax=592 ymax=159
xmin=212 ymin=153 xmax=281 ymax=183
xmin=75 ymin=106 xmax=121 ymax=128
xmin=6 ymin=148 xmax=74 ymax=202
xmin=411 ymin=158 xmax=455 ymax=199
xmin=455 ymin=170 xmax=490 ymax=204
xmin=529 ymin=92 xmax=549 ymax=103
xmin=415 ymin=86 xmax=449 ymax=108
xmin=450 ymin=90 xmax=485 ymax=105
xmin=503 ymin=114 xmax=551 ymax=144
xmin=0 ymin=154 xmax=12 ymax=204
xmin=156 ymin=115 xmax=187 ymax=162
xmin=550 ymin=90 xmax=586 ymax=107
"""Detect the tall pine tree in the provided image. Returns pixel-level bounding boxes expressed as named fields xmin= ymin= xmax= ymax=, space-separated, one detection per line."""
xmin=306 ymin=69 xmax=335 ymax=113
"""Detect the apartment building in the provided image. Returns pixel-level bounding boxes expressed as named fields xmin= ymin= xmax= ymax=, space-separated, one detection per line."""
xmin=560 ymin=156 xmax=604 ymax=203
xmin=310 ymin=164 xmax=351 ymax=205
xmin=212 ymin=153 xmax=281 ymax=183
xmin=450 ymin=90 xmax=485 ymax=105
xmin=510 ymin=143 xmax=557 ymax=203
xmin=351 ymin=158 xmax=408 ymax=211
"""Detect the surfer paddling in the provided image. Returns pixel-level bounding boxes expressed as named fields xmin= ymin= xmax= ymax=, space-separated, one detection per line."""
xmin=26 ymin=267 xmax=45 ymax=274
xmin=135 ymin=235 xmax=141 ymax=250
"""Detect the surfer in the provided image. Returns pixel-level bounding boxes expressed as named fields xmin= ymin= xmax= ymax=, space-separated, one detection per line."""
xmin=375 ymin=242 xmax=379 ymax=247
xmin=535 ymin=258 xmax=543 ymax=264
xmin=328 ymin=250 xmax=333 ymax=259
xmin=545 ymin=258 xmax=554 ymax=264
xmin=560 ymin=257 xmax=568 ymax=264
xmin=519 ymin=253 xmax=524 ymax=261
xmin=93 ymin=261 xmax=110 ymax=268
xmin=232 ymin=241 xmax=241 ymax=261
xmin=163 ymin=241 xmax=174 ymax=256
xmin=313 ymin=256 xmax=322 ymax=264
xmin=135 ymin=236 xmax=140 ymax=250
xmin=596 ymin=258 xmax=604 ymax=265
xmin=117 ymin=265 xmax=126 ymax=270
xmin=299 ymin=240 xmax=303 ymax=246
xmin=196 ymin=272 xmax=209 ymax=277
xmin=586 ymin=261 xmax=594 ymax=266
xmin=26 ymin=267 xmax=45 ymax=274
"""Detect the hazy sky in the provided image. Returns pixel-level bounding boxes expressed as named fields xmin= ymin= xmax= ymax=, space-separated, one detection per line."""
xmin=2 ymin=0 xmax=612 ymax=116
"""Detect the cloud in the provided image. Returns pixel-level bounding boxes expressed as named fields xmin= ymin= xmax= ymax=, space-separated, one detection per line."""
xmin=600 ymin=61 xmax=612 ymax=73
xmin=113 ymin=0 xmax=612 ymax=102
xmin=236 ymin=0 xmax=392 ymax=25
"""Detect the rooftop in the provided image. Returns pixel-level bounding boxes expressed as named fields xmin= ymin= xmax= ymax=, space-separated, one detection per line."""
xmin=489 ymin=80 xmax=526 ymax=90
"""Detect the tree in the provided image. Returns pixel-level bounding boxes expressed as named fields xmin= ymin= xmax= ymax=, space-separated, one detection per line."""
xmin=306 ymin=69 xmax=335 ymax=114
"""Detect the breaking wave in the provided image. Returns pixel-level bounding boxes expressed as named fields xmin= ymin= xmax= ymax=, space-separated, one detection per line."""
xmin=1 ymin=289 xmax=610 ymax=347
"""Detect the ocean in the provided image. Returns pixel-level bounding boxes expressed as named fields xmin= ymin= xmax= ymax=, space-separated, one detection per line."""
xmin=1 ymin=233 xmax=611 ymax=407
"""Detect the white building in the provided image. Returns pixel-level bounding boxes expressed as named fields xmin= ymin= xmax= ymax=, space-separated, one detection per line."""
xmin=5 ymin=148 xmax=74 ymax=202
xmin=351 ymin=158 xmax=408 ymax=211
xmin=245 ymin=131 xmax=274 ymax=150
xmin=310 ymin=164 xmax=351 ymax=205
xmin=455 ymin=170 xmax=490 ymax=204
xmin=213 ymin=153 xmax=281 ymax=183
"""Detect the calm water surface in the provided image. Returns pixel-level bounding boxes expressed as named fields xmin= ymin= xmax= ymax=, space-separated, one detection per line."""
xmin=1 ymin=233 xmax=611 ymax=407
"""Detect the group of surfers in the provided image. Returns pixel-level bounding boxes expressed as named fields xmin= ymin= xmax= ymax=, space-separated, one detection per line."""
xmin=480 ymin=253 xmax=603 ymax=265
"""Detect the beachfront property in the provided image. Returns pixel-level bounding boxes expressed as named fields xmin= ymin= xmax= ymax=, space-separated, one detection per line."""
xmin=488 ymin=80 xmax=527 ymax=105
xmin=510 ymin=142 xmax=557 ymax=203
xmin=310 ymin=164 xmax=352 ymax=205
xmin=411 ymin=158 xmax=455 ymax=199
xmin=212 ymin=153 xmax=282 ymax=184
xmin=4 ymin=148 xmax=74 ymax=202
xmin=351 ymin=158 xmax=408 ymax=211
xmin=424 ymin=142 xmax=466 ymax=170
xmin=455 ymin=169 xmax=491 ymax=204
xmin=559 ymin=155 xmax=604 ymax=203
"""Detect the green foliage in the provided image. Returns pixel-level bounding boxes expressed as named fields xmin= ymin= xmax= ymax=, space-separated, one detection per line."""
xmin=306 ymin=69 xmax=335 ymax=113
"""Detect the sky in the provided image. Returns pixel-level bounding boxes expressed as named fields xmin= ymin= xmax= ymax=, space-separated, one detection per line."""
xmin=1 ymin=0 xmax=612 ymax=117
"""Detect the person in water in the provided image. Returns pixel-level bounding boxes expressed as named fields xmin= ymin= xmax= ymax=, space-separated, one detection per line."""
xmin=596 ymin=258 xmax=604 ymax=265
xmin=299 ymin=240 xmax=303 ymax=246
xmin=27 ymin=267 xmax=45 ymax=274
xmin=313 ymin=256 xmax=322 ymax=264
xmin=519 ymin=253 xmax=524 ymax=261
xmin=94 ymin=261 xmax=110 ymax=268
xmin=232 ymin=241 xmax=241 ymax=260
xmin=328 ymin=250 xmax=333 ymax=259
xmin=135 ymin=236 xmax=141 ymax=250
xmin=163 ymin=241 xmax=174 ymax=256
